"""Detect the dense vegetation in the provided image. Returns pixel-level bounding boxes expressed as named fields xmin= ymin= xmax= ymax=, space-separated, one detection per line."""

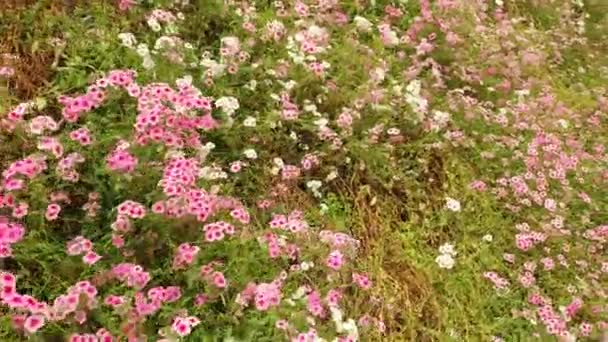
xmin=0 ymin=0 xmax=607 ymax=341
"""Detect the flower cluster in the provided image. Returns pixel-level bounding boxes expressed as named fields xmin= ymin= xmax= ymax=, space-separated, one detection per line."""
xmin=435 ymin=243 xmax=457 ymax=270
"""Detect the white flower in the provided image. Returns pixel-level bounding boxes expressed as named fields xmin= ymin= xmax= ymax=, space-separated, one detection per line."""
xmin=142 ymin=56 xmax=155 ymax=70
xmin=341 ymin=319 xmax=359 ymax=339
xmin=387 ymin=127 xmax=401 ymax=136
xmin=330 ymin=307 xmax=343 ymax=326
xmin=307 ymin=25 xmax=326 ymax=39
xmin=289 ymin=52 xmax=305 ymax=65
xmin=405 ymin=79 xmax=428 ymax=119
xmin=354 ymin=16 xmax=373 ymax=32
xmin=154 ymin=36 xmax=179 ymax=50
xmin=199 ymin=166 xmax=227 ymax=180
xmin=325 ymin=170 xmax=338 ymax=181
xmin=243 ymin=116 xmax=257 ymax=127
xmin=220 ymin=36 xmax=240 ymax=55
xmin=165 ymin=149 xmax=185 ymax=160
xmin=283 ymin=80 xmax=297 ymax=90
xmin=406 ymin=79 xmax=421 ymax=94
xmin=370 ymin=67 xmax=386 ymax=83
xmin=320 ymin=203 xmax=329 ymax=214
xmin=307 ymin=180 xmax=322 ymax=190
xmin=196 ymin=145 xmax=212 ymax=162
xmin=147 ymin=18 xmax=162 ymax=32
xmin=431 ymin=110 xmax=451 ymax=131
xmin=135 ymin=43 xmax=150 ymax=57
xmin=243 ymin=148 xmax=257 ymax=159
xmin=439 ymin=243 xmax=457 ymax=256
xmin=176 ymin=75 xmax=193 ymax=88
xmin=235 ymin=293 xmax=248 ymax=306
xmin=245 ymin=80 xmax=257 ymax=91
xmin=382 ymin=29 xmax=399 ymax=46
xmin=200 ymin=58 xmax=226 ymax=78
xmin=307 ymin=180 xmax=323 ymax=198
xmin=482 ymin=234 xmax=493 ymax=242
xmin=435 ymin=254 xmax=455 ymax=269
xmin=220 ymin=36 xmax=239 ymax=47
xmin=557 ymin=331 xmax=576 ymax=342
xmin=445 ymin=197 xmax=461 ymax=212
xmin=300 ymin=261 xmax=314 ymax=271
xmin=215 ymin=96 xmax=239 ymax=115
xmin=118 ymin=32 xmax=137 ymax=48
xmin=291 ymin=286 xmax=308 ymax=300
xmin=273 ymin=158 xmax=284 ymax=168
xmin=330 ymin=307 xmax=358 ymax=339
xmin=314 ymin=118 xmax=329 ymax=127
xmin=304 ymin=103 xmax=317 ymax=112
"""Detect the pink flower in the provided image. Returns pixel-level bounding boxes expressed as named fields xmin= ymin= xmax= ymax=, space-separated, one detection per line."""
xmin=0 ymin=66 xmax=15 ymax=77
xmin=4 ymin=178 xmax=24 ymax=191
xmin=11 ymin=314 xmax=26 ymax=330
xmin=82 ymin=251 xmax=101 ymax=265
xmin=96 ymin=328 xmax=115 ymax=342
xmin=1 ymin=283 xmax=16 ymax=300
xmin=353 ymin=272 xmax=372 ymax=290
xmin=171 ymin=317 xmax=192 ymax=337
xmin=281 ymin=165 xmax=301 ymax=180
xmin=151 ymin=201 xmax=165 ymax=214
xmin=117 ymin=200 xmax=146 ymax=219
xmin=275 ymin=319 xmax=289 ymax=330
xmin=307 ymin=291 xmax=325 ymax=317
xmin=580 ymin=322 xmax=592 ymax=336
xmin=326 ymin=250 xmax=344 ymax=270
xmin=230 ymin=207 xmax=250 ymax=224
xmin=69 ymin=127 xmax=93 ymax=146
xmin=230 ymin=161 xmax=242 ymax=173
xmin=104 ymin=295 xmax=125 ymax=307
xmin=23 ymin=315 xmax=45 ymax=333
xmin=325 ymin=289 xmax=342 ymax=307
xmin=212 ymin=272 xmax=227 ymax=288
xmin=195 ymin=294 xmax=208 ymax=306
xmin=66 ymin=236 xmax=93 ymax=255
xmin=254 ymin=282 xmax=281 ymax=311
xmin=111 ymin=234 xmax=125 ymax=248
xmin=172 ymin=243 xmax=200 ymax=269
xmin=12 ymin=202 xmax=29 ymax=219
xmin=106 ymin=148 xmax=138 ymax=173
xmin=0 ymin=244 xmax=13 ymax=258
xmin=1 ymin=272 xmax=16 ymax=286
xmin=469 ymin=180 xmax=487 ymax=191
xmin=45 ymin=203 xmax=61 ymax=221
xmin=543 ymin=198 xmax=557 ymax=212
xmin=118 ymin=0 xmax=137 ymax=12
